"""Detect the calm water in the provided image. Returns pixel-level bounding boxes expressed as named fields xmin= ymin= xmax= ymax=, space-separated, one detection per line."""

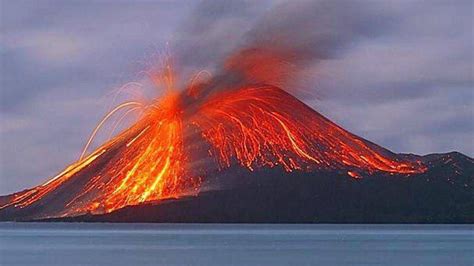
xmin=0 ymin=223 xmax=472 ymax=266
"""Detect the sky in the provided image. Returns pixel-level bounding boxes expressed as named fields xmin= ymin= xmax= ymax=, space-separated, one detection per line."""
xmin=0 ymin=0 xmax=472 ymax=194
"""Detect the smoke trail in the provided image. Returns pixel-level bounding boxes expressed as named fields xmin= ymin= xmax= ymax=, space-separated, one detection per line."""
xmin=174 ymin=0 xmax=396 ymax=99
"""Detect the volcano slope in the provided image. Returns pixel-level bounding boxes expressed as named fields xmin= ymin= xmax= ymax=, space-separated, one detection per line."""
xmin=0 ymin=86 xmax=473 ymax=223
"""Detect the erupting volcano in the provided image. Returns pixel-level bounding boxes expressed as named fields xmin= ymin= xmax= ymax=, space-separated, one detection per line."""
xmin=1 ymin=0 xmax=472 ymax=224
xmin=0 ymin=71 xmax=441 ymax=220
xmin=1 ymin=45 xmax=472 ymax=223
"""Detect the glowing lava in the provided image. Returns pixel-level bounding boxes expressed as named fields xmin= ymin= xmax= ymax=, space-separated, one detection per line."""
xmin=0 ymin=81 xmax=426 ymax=219
xmin=0 ymin=92 xmax=201 ymax=217
xmin=194 ymin=86 xmax=424 ymax=174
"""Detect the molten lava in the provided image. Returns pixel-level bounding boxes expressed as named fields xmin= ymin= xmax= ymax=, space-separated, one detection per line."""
xmin=0 ymin=77 xmax=426 ymax=219
xmin=1 ymin=92 xmax=202 ymax=217
xmin=194 ymin=86 xmax=424 ymax=174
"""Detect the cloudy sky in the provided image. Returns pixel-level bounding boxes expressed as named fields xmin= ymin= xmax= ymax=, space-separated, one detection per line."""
xmin=0 ymin=0 xmax=472 ymax=194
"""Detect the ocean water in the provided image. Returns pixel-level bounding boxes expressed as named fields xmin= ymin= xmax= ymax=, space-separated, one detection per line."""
xmin=0 ymin=223 xmax=472 ymax=266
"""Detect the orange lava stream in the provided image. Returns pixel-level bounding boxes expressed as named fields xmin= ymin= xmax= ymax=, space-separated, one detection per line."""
xmin=63 ymin=93 xmax=201 ymax=215
xmin=0 ymin=147 xmax=109 ymax=211
xmin=1 ymin=92 xmax=201 ymax=217
xmin=194 ymin=86 xmax=425 ymax=174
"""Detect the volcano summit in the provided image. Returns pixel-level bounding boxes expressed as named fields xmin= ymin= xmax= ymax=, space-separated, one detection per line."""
xmin=1 ymin=84 xmax=472 ymax=223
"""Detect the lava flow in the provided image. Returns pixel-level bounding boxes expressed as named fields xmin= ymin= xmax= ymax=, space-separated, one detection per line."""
xmin=0 ymin=90 xmax=202 ymax=217
xmin=194 ymin=85 xmax=424 ymax=174
xmin=0 ymin=63 xmax=426 ymax=219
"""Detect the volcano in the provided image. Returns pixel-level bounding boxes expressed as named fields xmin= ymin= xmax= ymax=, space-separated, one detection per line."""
xmin=1 ymin=85 xmax=472 ymax=223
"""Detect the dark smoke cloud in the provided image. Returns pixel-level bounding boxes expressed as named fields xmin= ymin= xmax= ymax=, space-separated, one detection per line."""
xmin=244 ymin=0 xmax=395 ymax=61
xmin=173 ymin=0 xmax=397 ymax=99
xmin=172 ymin=0 xmax=261 ymax=76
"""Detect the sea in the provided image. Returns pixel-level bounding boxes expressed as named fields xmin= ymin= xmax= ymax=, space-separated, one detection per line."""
xmin=0 ymin=223 xmax=472 ymax=266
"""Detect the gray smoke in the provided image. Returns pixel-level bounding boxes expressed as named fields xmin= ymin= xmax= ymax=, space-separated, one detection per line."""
xmin=173 ymin=0 xmax=396 ymax=97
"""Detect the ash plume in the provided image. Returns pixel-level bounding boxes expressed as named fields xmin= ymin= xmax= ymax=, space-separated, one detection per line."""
xmin=173 ymin=0 xmax=396 ymax=98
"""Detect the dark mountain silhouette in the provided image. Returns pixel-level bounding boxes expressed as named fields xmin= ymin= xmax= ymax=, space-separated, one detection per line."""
xmin=40 ymin=152 xmax=474 ymax=223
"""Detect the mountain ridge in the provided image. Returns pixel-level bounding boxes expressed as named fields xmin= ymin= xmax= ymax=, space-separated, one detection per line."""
xmin=36 ymin=151 xmax=474 ymax=223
